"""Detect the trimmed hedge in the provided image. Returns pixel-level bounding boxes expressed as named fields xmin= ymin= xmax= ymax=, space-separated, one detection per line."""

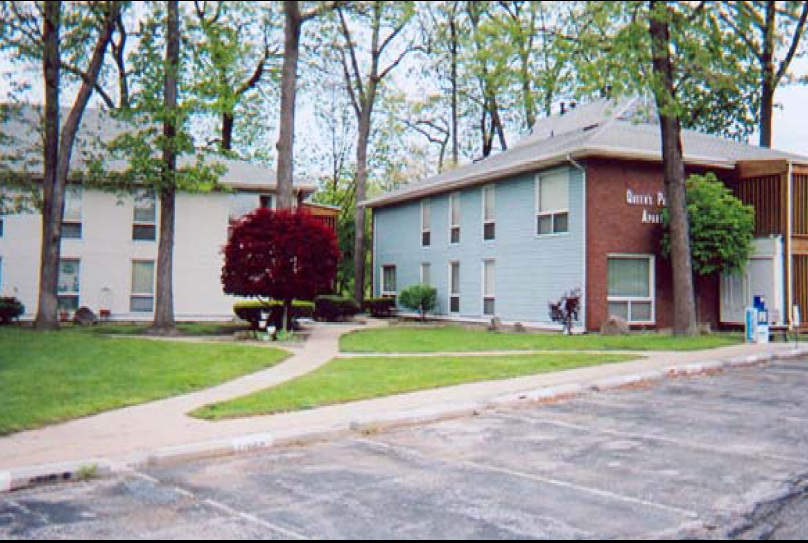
xmin=399 ymin=285 xmax=437 ymax=321
xmin=364 ymin=297 xmax=397 ymax=318
xmin=233 ymin=300 xmax=314 ymax=330
xmin=314 ymin=296 xmax=360 ymax=322
xmin=0 ymin=297 xmax=24 ymax=325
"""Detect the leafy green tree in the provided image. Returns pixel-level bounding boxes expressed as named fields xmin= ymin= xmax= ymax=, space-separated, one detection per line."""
xmin=716 ymin=1 xmax=808 ymax=147
xmin=106 ymin=1 xmax=223 ymax=334
xmin=661 ymin=174 xmax=756 ymax=277
xmin=1 ymin=1 xmax=124 ymax=330
xmin=399 ymin=284 xmax=438 ymax=322
xmin=333 ymin=1 xmax=418 ymax=305
xmin=188 ymin=1 xmax=280 ymax=156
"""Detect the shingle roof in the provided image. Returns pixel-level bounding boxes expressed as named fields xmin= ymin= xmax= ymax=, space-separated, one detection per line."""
xmin=0 ymin=105 xmax=316 ymax=194
xmin=363 ymin=97 xmax=808 ymax=208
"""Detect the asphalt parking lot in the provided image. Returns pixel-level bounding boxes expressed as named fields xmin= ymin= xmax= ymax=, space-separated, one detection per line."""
xmin=2 ymin=358 xmax=808 ymax=539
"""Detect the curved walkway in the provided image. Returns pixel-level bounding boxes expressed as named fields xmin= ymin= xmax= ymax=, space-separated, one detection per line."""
xmin=0 ymin=321 xmax=800 ymax=472
xmin=0 ymin=322 xmax=372 ymax=471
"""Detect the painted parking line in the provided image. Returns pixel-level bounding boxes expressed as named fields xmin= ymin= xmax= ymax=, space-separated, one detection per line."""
xmin=353 ymin=438 xmax=700 ymax=520
xmin=495 ymin=412 xmax=808 ymax=468
xmin=132 ymin=471 xmax=310 ymax=541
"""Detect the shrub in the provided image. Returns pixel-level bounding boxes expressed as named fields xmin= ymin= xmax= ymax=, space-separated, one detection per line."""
xmin=233 ymin=300 xmax=314 ymax=330
xmin=314 ymin=296 xmax=360 ymax=322
xmin=364 ymin=297 xmax=397 ymax=318
xmin=399 ymin=285 xmax=438 ymax=322
xmin=0 ymin=297 xmax=24 ymax=325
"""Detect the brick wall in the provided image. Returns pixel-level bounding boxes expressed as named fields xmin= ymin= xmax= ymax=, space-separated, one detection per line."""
xmin=585 ymin=158 xmax=723 ymax=331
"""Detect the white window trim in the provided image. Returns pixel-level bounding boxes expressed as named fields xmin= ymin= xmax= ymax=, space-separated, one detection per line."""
xmin=421 ymin=199 xmax=431 ymax=248
xmin=130 ymin=260 xmax=156 ymax=312
xmin=535 ymin=173 xmax=570 ymax=238
xmin=449 ymin=261 xmax=460 ymax=315
xmin=607 ymin=254 xmax=656 ymax=325
xmin=482 ymin=259 xmax=495 ymax=317
xmin=381 ymin=264 xmax=398 ymax=297
xmin=133 ymin=191 xmax=158 ymax=241
xmin=57 ymin=258 xmax=81 ymax=310
xmin=449 ymin=192 xmax=461 ymax=246
xmin=482 ymin=185 xmax=495 ymax=243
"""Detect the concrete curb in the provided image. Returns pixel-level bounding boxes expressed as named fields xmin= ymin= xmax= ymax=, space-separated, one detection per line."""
xmin=0 ymin=460 xmax=112 ymax=493
xmin=2 ymin=347 xmax=807 ymax=494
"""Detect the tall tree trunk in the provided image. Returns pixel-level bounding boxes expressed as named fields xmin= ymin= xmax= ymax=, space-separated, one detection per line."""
xmin=649 ymin=0 xmax=698 ymax=336
xmin=153 ymin=0 xmax=179 ymax=334
xmin=449 ymin=14 xmax=459 ymax=166
xmin=35 ymin=1 xmax=62 ymax=331
xmin=758 ymin=1 xmax=776 ymax=148
xmin=276 ymin=1 xmax=302 ymax=210
xmin=353 ymin=97 xmax=375 ymax=305
xmin=222 ymin=110 xmax=234 ymax=151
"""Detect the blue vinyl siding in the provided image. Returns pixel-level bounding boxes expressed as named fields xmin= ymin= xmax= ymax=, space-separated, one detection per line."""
xmin=374 ymin=165 xmax=586 ymax=325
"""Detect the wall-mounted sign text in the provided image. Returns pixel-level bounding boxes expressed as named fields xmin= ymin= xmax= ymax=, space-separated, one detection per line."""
xmin=626 ymin=189 xmax=666 ymax=225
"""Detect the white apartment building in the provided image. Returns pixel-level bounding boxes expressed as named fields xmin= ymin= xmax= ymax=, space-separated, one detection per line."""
xmin=0 ymin=107 xmax=319 ymax=321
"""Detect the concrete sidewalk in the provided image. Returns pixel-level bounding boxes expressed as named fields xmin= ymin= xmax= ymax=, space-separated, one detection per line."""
xmin=0 ymin=324 xmax=804 ymax=480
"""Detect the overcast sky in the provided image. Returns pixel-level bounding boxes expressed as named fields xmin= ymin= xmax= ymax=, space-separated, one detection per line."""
xmin=2 ymin=54 xmax=806 ymax=158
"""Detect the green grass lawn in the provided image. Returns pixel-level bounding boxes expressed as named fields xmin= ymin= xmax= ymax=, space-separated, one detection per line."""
xmin=0 ymin=328 xmax=289 ymax=436
xmin=340 ymin=326 xmax=743 ymax=354
xmin=193 ymin=352 xmax=637 ymax=420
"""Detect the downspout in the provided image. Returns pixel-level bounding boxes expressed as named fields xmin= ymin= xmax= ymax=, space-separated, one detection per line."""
xmin=567 ymin=154 xmax=587 ymax=332
xmin=787 ymin=161 xmax=794 ymax=330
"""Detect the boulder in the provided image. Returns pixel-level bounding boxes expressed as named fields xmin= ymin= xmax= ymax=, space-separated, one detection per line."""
xmin=513 ymin=322 xmax=527 ymax=334
xmin=601 ymin=316 xmax=630 ymax=336
xmin=73 ymin=307 xmax=99 ymax=327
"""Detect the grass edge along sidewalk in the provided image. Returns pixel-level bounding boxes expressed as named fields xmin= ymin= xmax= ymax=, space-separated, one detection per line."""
xmin=0 ymin=328 xmax=289 ymax=437
xmin=340 ymin=326 xmax=744 ymax=354
xmin=192 ymin=352 xmax=638 ymax=420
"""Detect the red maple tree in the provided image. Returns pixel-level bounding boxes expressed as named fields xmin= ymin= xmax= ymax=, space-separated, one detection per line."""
xmin=222 ymin=209 xmax=340 ymax=329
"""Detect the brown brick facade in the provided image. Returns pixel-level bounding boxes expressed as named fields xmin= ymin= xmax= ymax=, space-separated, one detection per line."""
xmin=584 ymin=158 xmax=723 ymax=331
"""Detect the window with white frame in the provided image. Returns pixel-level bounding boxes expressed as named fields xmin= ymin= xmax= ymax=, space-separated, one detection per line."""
xmin=57 ymin=259 xmax=81 ymax=311
xmin=449 ymin=193 xmax=461 ymax=244
xmin=536 ymin=172 xmax=569 ymax=236
xmin=421 ymin=199 xmax=431 ymax=247
xmin=607 ymin=256 xmax=655 ymax=324
xmin=382 ymin=265 xmax=397 ymax=297
xmin=62 ymin=185 xmax=83 ymax=239
xmin=483 ymin=260 xmax=495 ymax=316
xmin=449 ymin=261 xmax=460 ymax=314
xmin=421 ymin=263 xmax=431 ymax=286
xmin=133 ymin=190 xmax=157 ymax=241
xmin=131 ymin=260 xmax=156 ymax=313
xmin=483 ymin=186 xmax=495 ymax=241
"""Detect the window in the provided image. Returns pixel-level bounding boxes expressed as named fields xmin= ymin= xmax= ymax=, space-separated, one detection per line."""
xmin=131 ymin=261 xmax=156 ymax=313
xmin=421 ymin=263 xmax=431 ymax=286
xmin=57 ymin=259 xmax=81 ymax=311
xmin=449 ymin=193 xmax=461 ymax=244
xmin=229 ymin=193 xmax=258 ymax=222
xmin=483 ymin=260 xmax=495 ymax=316
xmin=607 ymin=256 xmax=655 ymax=324
xmin=421 ymin=200 xmax=431 ymax=247
xmin=449 ymin=262 xmax=460 ymax=314
xmin=133 ymin=190 xmax=157 ymax=241
xmin=483 ymin=186 xmax=495 ymax=241
xmin=62 ymin=186 xmax=82 ymax=239
xmin=259 ymin=194 xmax=274 ymax=210
xmin=382 ymin=265 xmax=397 ymax=297
xmin=536 ymin=172 xmax=569 ymax=236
